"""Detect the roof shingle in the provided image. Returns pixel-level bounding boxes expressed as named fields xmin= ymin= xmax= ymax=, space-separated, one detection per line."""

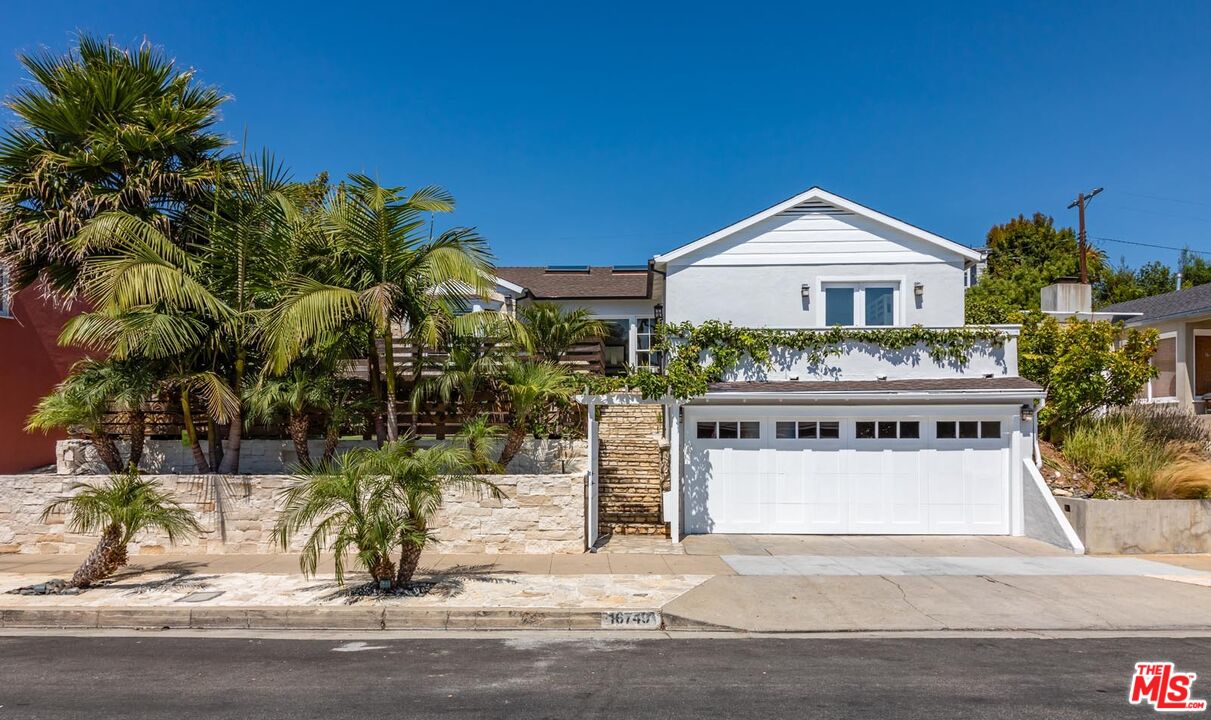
xmin=494 ymin=266 xmax=661 ymax=300
xmin=1099 ymin=282 xmax=1211 ymax=324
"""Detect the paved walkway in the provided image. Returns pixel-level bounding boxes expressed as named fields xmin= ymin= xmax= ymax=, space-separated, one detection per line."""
xmin=5 ymin=536 xmax=1211 ymax=633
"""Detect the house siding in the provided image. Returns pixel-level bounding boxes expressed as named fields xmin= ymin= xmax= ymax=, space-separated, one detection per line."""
xmin=663 ymin=262 xmax=966 ymax=328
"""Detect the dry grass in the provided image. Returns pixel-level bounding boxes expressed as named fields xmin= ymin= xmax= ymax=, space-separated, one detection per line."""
xmin=1149 ymin=455 xmax=1211 ymax=500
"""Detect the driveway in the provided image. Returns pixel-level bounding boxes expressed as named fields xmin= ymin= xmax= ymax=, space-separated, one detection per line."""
xmin=664 ymin=534 xmax=1211 ymax=632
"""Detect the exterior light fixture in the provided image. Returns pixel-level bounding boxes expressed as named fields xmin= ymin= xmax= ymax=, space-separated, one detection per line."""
xmin=654 ymin=303 xmax=664 ymax=326
xmin=1020 ymin=404 xmax=1035 ymax=422
xmin=913 ymin=282 xmax=924 ymax=298
xmin=801 ymin=284 xmax=811 ymax=307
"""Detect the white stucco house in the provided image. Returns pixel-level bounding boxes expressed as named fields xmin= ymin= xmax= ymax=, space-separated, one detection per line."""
xmin=495 ymin=187 xmax=1079 ymax=550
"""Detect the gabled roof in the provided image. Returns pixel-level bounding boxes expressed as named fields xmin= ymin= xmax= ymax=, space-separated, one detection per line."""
xmin=494 ymin=266 xmax=662 ymax=300
xmin=653 ymin=187 xmax=982 ymax=266
xmin=1099 ymin=282 xmax=1211 ymax=325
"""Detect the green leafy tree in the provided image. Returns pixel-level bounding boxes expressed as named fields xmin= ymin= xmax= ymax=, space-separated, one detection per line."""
xmin=1096 ymin=259 xmax=1177 ymax=306
xmin=965 ymin=213 xmax=1104 ymax=323
xmin=42 ymin=470 xmax=201 ymax=588
xmin=1017 ymin=311 xmax=1158 ymax=435
xmin=1179 ymin=249 xmax=1211 ymax=288
xmin=0 ymin=35 xmax=229 ymax=296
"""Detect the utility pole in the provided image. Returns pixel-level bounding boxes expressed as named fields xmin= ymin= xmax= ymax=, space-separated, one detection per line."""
xmin=1067 ymin=187 xmax=1103 ymax=284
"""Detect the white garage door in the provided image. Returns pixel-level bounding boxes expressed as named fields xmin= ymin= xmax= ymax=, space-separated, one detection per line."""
xmin=683 ymin=408 xmax=1013 ymax=535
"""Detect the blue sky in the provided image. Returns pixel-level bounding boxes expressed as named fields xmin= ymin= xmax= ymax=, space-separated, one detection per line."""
xmin=3 ymin=1 xmax=1209 ymax=268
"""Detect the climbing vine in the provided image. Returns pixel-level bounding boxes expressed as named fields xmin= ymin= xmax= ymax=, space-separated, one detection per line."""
xmin=580 ymin=320 xmax=1007 ymax=401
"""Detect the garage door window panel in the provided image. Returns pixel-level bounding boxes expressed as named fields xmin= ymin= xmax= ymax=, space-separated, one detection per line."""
xmin=774 ymin=420 xmax=840 ymax=441
xmin=857 ymin=420 xmax=920 ymax=440
xmin=697 ymin=420 xmax=760 ymax=441
xmin=936 ymin=420 xmax=1003 ymax=441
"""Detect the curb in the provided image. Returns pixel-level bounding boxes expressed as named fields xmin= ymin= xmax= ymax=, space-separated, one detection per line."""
xmin=0 ymin=606 xmax=665 ymax=632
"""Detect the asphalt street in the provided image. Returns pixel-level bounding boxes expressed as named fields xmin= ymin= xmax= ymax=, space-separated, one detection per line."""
xmin=1 ymin=633 xmax=1208 ymax=719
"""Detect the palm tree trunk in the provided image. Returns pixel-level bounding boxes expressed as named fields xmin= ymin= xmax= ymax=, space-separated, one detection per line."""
xmin=90 ymin=430 xmax=124 ymax=473
xmin=322 ymin=424 xmax=340 ymax=465
xmin=207 ymin=419 xmax=224 ymax=470
xmin=395 ymin=535 xmax=424 ymax=587
xmin=288 ymin=412 xmax=312 ymax=470
xmin=127 ymin=409 xmax=146 ymax=470
xmin=367 ymin=335 xmax=386 ymax=447
xmin=410 ymin=344 xmax=423 ymax=434
xmin=370 ymin=554 xmax=397 ymax=589
xmin=181 ymin=390 xmax=211 ymax=473
xmin=69 ymin=523 xmax=126 ymax=588
xmin=218 ymin=350 xmax=245 ymax=474
xmin=497 ymin=425 xmax=527 ymax=468
xmin=382 ymin=332 xmax=400 ymax=443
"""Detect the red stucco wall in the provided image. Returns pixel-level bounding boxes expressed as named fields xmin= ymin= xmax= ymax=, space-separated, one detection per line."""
xmin=0 ymin=287 xmax=88 ymax=472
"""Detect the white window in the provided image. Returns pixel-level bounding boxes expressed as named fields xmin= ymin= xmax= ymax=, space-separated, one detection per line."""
xmin=696 ymin=420 xmax=760 ymax=440
xmin=636 ymin=318 xmax=661 ymax=371
xmin=774 ymin=420 xmax=840 ymax=440
xmin=820 ymin=282 xmax=899 ymax=327
xmin=855 ymin=420 xmax=920 ymax=439
xmin=0 ymin=264 xmax=10 ymax=318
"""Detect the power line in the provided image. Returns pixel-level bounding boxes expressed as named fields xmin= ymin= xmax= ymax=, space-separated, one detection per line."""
xmin=1093 ymin=236 xmax=1211 ymax=257
xmin=1121 ymin=191 xmax=1211 ymax=209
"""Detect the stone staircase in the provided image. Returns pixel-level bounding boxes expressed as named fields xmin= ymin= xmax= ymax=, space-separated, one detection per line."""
xmin=597 ymin=404 xmax=669 ymax=537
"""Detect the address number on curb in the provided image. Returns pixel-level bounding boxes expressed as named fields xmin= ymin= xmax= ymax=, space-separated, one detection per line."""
xmin=601 ymin=611 xmax=660 ymax=629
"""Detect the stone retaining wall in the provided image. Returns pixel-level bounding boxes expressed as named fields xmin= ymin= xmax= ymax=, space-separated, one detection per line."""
xmin=0 ymin=473 xmax=586 ymax=556
xmin=1059 ymin=497 xmax=1211 ymax=554
xmin=56 ymin=437 xmax=587 ymax=476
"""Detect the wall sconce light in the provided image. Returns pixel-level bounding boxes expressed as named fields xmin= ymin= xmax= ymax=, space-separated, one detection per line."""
xmin=654 ymin=303 xmax=664 ymax=326
xmin=913 ymin=282 xmax=924 ymax=298
xmin=801 ymin=284 xmax=811 ymax=307
xmin=1020 ymin=404 xmax=1035 ymax=422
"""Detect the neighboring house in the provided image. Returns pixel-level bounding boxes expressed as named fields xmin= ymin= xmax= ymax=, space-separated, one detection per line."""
xmin=575 ymin=187 xmax=1052 ymax=542
xmin=494 ymin=265 xmax=663 ymax=374
xmin=0 ymin=272 xmax=88 ymax=473
xmin=1100 ymin=283 xmax=1211 ymax=412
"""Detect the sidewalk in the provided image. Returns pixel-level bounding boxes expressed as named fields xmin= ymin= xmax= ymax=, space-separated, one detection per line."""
xmin=3 ymin=536 xmax=1211 ymax=633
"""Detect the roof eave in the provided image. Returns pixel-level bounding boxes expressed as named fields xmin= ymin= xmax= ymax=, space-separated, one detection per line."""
xmin=655 ymin=187 xmax=982 ymax=266
xmin=695 ymin=389 xmax=1046 ymax=404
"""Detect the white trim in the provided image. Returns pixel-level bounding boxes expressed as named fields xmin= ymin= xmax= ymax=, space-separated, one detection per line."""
xmin=586 ymin=401 xmax=599 ymax=549
xmin=667 ymin=400 xmax=682 ymax=543
xmin=654 ymin=187 xmax=982 ymax=266
xmin=817 ymin=276 xmax=905 ymax=328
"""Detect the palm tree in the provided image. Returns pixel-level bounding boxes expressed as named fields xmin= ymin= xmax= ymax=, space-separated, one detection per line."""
xmin=410 ymin=338 xmax=504 ymax=430
xmin=41 ymin=470 xmax=201 ymax=588
xmin=264 ymin=174 xmax=494 ymax=443
xmin=274 ymin=452 xmax=406 ymax=587
xmin=0 ymin=35 xmax=229 ymax=297
xmin=494 ymin=360 xmax=577 ymax=467
xmin=456 ymin=415 xmax=505 ymax=474
xmin=59 ymin=153 xmax=302 ymax=473
xmin=275 ymin=438 xmax=501 ymax=589
xmin=517 ymin=303 xmax=607 ymax=362
xmin=26 ymin=358 xmax=159 ymax=472
xmin=247 ymin=367 xmax=337 ymax=470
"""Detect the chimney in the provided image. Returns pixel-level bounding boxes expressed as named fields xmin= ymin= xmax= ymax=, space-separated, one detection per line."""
xmin=1040 ymin=277 xmax=1092 ymax=315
